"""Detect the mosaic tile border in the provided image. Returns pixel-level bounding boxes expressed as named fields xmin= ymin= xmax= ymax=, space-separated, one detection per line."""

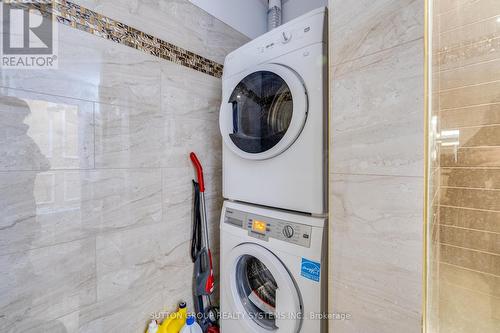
xmin=9 ymin=0 xmax=224 ymax=78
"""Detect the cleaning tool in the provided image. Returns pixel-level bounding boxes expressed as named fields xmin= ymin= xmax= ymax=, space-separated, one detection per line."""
xmin=158 ymin=302 xmax=187 ymax=333
xmin=190 ymin=152 xmax=219 ymax=332
xmin=146 ymin=320 xmax=159 ymax=333
xmin=180 ymin=316 xmax=203 ymax=333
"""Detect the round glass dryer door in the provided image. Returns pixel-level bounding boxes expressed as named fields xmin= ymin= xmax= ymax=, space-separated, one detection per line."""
xmin=220 ymin=64 xmax=308 ymax=160
xmin=225 ymin=243 xmax=302 ymax=332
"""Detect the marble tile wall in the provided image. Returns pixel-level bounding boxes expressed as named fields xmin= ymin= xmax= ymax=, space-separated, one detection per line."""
xmin=0 ymin=1 xmax=248 ymax=332
xmin=5 ymin=0 xmax=246 ymax=79
xmin=70 ymin=0 xmax=248 ymax=65
xmin=429 ymin=0 xmax=500 ymax=332
xmin=328 ymin=0 xmax=425 ymax=332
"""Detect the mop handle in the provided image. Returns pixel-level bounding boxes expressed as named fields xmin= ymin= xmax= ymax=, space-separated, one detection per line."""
xmin=189 ymin=152 xmax=214 ymax=295
xmin=190 ymin=152 xmax=205 ymax=192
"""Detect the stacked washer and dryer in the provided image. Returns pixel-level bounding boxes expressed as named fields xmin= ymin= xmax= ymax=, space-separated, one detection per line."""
xmin=218 ymin=8 xmax=328 ymax=333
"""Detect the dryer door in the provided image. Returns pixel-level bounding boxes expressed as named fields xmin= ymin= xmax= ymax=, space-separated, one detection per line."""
xmin=220 ymin=64 xmax=308 ymax=160
xmin=225 ymin=243 xmax=302 ymax=332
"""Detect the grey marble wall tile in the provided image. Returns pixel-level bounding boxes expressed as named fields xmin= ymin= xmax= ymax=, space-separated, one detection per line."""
xmin=330 ymin=0 xmax=424 ymax=65
xmin=161 ymin=166 xmax=222 ymax=287
xmin=95 ymin=222 xmax=190 ymax=301
xmin=78 ymin=286 xmax=196 ymax=333
xmin=0 ymin=2 xmax=238 ymax=331
xmin=75 ymin=169 xmax=163 ymax=233
xmin=331 ymin=39 xmax=424 ymax=177
xmin=161 ymin=61 xmax=222 ymax=120
xmin=71 ymin=0 xmax=249 ymax=64
xmin=331 ymin=282 xmax=421 ymax=333
xmin=162 ymin=116 xmax=222 ymax=169
xmin=330 ymin=173 xmax=423 ymax=333
xmin=0 ymin=171 xmax=40 ymax=253
xmin=160 ymin=61 xmax=222 ymax=168
xmin=0 ymin=25 xmax=161 ymax=109
xmin=162 ymin=167 xmax=221 ymax=241
xmin=94 ymin=103 xmax=167 ymax=168
xmin=0 ymin=169 xmax=162 ymax=254
xmin=78 ymin=224 xmax=193 ymax=333
xmin=79 ymin=282 xmax=165 ymax=333
xmin=0 ymin=89 xmax=94 ymax=171
xmin=94 ymin=61 xmax=223 ymax=169
xmin=95 ymin=108 xmax=221 ymax=169
xmin=0 ymin=238 xmax=96 ymax=332
xmin=203 ymin=16 xmax=251 ymax=65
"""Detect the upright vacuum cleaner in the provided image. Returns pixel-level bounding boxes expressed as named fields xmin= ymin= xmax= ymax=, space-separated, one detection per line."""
xmin=190 ymin=152 xmax=220 ymax=333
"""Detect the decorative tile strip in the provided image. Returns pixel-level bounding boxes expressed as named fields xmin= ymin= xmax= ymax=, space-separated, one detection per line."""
xmin=9 ymin=0 xmax=224 ymax=78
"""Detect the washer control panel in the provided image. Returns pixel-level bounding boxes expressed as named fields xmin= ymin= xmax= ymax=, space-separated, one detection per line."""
xmin=224 ymin=208 xmax=312 ymax=248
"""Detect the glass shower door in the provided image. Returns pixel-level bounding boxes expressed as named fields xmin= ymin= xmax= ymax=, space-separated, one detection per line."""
xmin=426 ymin=0 xmax=500 ymax=332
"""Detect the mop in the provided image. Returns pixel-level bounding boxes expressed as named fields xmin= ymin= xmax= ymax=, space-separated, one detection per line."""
xmin=190 ymin=152 xmax=219 ymax=333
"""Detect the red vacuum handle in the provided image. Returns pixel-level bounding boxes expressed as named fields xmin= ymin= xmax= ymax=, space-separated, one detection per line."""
xmin=190 ymin=152 xmax=205 ymax=192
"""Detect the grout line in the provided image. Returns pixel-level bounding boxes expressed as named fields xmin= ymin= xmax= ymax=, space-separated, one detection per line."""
xmin=93 ymin=234 xmax=98 ymax=303
xmin=436 ymin=35 xmax=500 ymax=57
xmin=0 ymin=235 xmax=93 ymax=258
xmin=159 ymin=70 xmax=164 ymax=226
xmin=440 ymin=166 xmax=500 ymax=170
xmin=439 ymin=78 xmax=500 ymax=93
xmin=439 ymin=223 xmax=500 ymax=236
xmin=0 ymin=166 xmax=170 ymax=174
xmin=441 ymin=146 xmax=500 ymax=150
xmin=439 ymin=122 xmax=500 ymax=131
xmin=332 ymin=37 xmax=424 ymax=68
xmin=93 ymin=102 xmax=96 ymax=170
xmin=330 ymin=172 xmax=424 ymax=179
xmin=160 ymin=169 xmax=164 ymax=221
xmin=0 ymin=85 xmax=161 ymax=110
xmin=438 ymin=57 xmax=500 ymax=74
xmin=440 ymin=204 xmax=500 ymax=214
xmin=438 ymin=14 xmax=500 ymax=36
xmin=438 ymin=262 xmax=500 ymax=279
xmin=439 ymin=279 xmax=500 ymax=299
xmin=440 ymin=185 xmax=500 ymax=192
xmin=440 ymin=242 xmax=500 ymax=257
xmin=0 ymin=85 xmax=96 ymax=104
xmin=439 ymin=101 xmax=500 ymax=112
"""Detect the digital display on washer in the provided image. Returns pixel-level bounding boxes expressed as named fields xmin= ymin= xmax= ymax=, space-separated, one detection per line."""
xmin=252 ymin=220 xmax=267 ymax=234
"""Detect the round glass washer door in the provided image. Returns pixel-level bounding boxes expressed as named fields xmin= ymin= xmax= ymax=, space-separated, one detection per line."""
xmin=225 ymin=243 xmax=303 ymax=332
xmin=219 ymin=64 xmax=308 ymax=160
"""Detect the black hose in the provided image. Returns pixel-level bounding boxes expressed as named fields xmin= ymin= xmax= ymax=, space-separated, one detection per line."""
xmin=191 ymin=180 xmax=202 ymax=262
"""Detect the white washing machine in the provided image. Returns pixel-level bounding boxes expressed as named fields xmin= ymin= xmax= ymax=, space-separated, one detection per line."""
xmin=220 ymin=201 xmax=327 ymax=333
xmin=219 ymin=8 xmax=327 ymax=215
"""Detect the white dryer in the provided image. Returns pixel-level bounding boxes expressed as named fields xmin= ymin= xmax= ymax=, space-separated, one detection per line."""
xmin=220 ymin=201 xmax=327 ymax=333
xmin=219 ymin=8 xmax=327 ymax=215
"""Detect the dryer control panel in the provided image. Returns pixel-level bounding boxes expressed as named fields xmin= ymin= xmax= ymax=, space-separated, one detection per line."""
xmin=224 ymin=208 xmax=312 ymax=248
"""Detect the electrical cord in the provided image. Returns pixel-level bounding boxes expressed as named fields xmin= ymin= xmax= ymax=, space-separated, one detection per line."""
xmin=191 ymin=180 xmax=202 ymax=263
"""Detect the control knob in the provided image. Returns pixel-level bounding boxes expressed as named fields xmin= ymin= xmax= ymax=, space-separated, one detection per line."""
xmin=281 ymin=31 xmax=292 ymax=44
xmin=282 ymin=225 xmax=295 ymax=238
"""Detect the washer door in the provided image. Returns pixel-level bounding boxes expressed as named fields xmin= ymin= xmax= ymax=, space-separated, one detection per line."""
xmin=225 ymin=243 xmax=302 ymax=332
xmin=220 ymin=64 xmax=308 ymax=160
